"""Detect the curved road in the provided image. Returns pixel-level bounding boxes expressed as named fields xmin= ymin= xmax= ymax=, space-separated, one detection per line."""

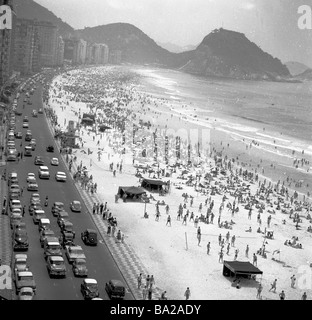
xmin=8 ymin=76 xmax=134 ymax=300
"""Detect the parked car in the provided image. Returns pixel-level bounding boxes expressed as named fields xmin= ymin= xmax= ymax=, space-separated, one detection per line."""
xmin=10 ymin=213 xmax=22 ymax=229
xmin=65 ymin=245 xmax=86 ymax=264
xmin=72 ymin=258 xmax=88 ymax=277
xmin=15 ymin=271 xmax=36 ymax=295
xmin=29 ymin=193 xmax=40 ymax=204
xmin=57 ymin=211 xmax=69 ymax=226
xmin=9 ymin=191 xmax=20 ymax=201
xmin=15 ymin=132 xmax=22 ymax=139
xmin=70 ymin=200 xmax=81 ymax=212
xmin=34 ymin=156 xmax=44 ymax=166
xmin=24 ymin=146 xmax=32 ymax=156
xmin=28 ymin=203 xmax=42 ymax=216
xmin=46 ymin=256 xmax=66 ymax=278
xmin=81 ymin=279 xmax=99 ymax=300
xmin=38 ymin=108 xmax=43 ymax=114
xmin=50 ymin=158 xmax=59 ymax=166
xmin=38 ymin=218 xmax=50 ymax=232
xmin=81 ymin=229 xmax=98 ymax=246
xmin=32 ymin=110 xmax=38 ymax=117
xmin=27 ymin=182 xmax=39 ymax=191
xmin=51 ymin=202 xmax=64 ymax=217
xmin=59 ymin=231 xmax=75 ymax=249
xmin=13 ymin=254 xmax=29 ymax=277
xmin=10 ymin=199 xmax=22 ymax=211
xmin=26 ymin=173 xmax=36 ymax=183
xmin=13 ymin=229 xmax=29 ymax=251
xmin=55 ymin=171 xmax=66 ymax=182
xmin=22 ymin=122 xmax=29 ymax=129
xmin=105 ymin=280 xmax=126 ymax=300
xmin=33 ymin=210 xmax=46 ymax=224
xmin=38 ymin=166 xmax=50 ymax=179
xmin=43 ymin=238 xmax=62 ymax=259
xmin=60 ymin=221 xmax=75 ymax=238
xmin=40 ymin=229 xmax=55 ymax=248
xmin=7 ymin=149 xmax=17 ymax=161
xmin=18 ymin=287 xmax=35 ymax=300
xmin=46 ymin=145 xmax=54 ymax=152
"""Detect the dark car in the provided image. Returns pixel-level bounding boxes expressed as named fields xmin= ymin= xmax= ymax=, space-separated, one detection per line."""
xmin=81 ymin=229 xmax=97 ymax=246
xmin=60 ymin=221 xmax=75 ymax=238
xmin=34 ymin=156 xmax=44 ymax=166
xmin=81 ymin=279 xmax=99 ymax=300
xmin=15 ymin=132 xmax=22 ymax=139
xmin=13 ymin=229 xmax=29 ymax=251
xmin=28 ymin=203 xmax=42 ymax=216
xmin=40 ymin=229 xmax=55 ymax=248
xmin=105 ymin=280 xmax=126 ymax=300
xmin=46 ymin=145 xmax=54 ymax=152
xmin=51 ymin=202 xmax=65 ymax=217
xmin=46 ymin=256 xmax=66 ymax=278
xmin=59 ymin=231 xmax=75 ymax=249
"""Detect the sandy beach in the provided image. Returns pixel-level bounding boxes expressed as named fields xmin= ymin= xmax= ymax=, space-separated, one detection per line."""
xmin=45 ymin=65 xmax=312 ymax=300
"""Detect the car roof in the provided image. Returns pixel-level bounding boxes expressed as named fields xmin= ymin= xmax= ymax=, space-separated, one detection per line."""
xmin=18 ymin=271 xmax=33 ymax=276
xmin=39 ymin=166 xmax=49 ymax=170
xmin=49 ymin=256 xmax=64 ymax=261
xmin=46 ymin=241 xmax=60 ymax=246
xmin=75 ymin=258 xmax=86 ymax=263
xmin=35 ymin=210 xmax=45 ymax=214
xmin=59 ymin=211 xmax=69 ymax=217
xmin=54 ymin=202 xmax=64 ymax=206
xmin=20 ymin=287 xmax=34 ymax=293
xmin=110 ymin=279 xmax=125 ymax=287
xmin=27 ymin=173 xmax=35 ymax=176
xmin=39 ymin=218 xmax=50 ymax=223
xmin=15 ymin=254 xmax=27 ymax=260
xmin=73 ymin=200 xmax=81 ymax=204
xmin=63 ymin=221 xmax=73 ymax=226
xmin=86 ymin=229 xmax=97 ymax=233
xmin=52 ymin=158 xmax=58 ymax=160
xmin=57 ymin=172 xmax=66 ymax=175
xmin=84 ymin=278 xmax=97 ymax=284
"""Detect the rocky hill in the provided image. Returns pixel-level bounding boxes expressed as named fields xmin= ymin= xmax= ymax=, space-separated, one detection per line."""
xmin=75 ymin=23 xmax=176 ymax=66
xmin=14 ymin=0 xmax=74 ymax=37
xmin=285 ymin=61 xmax=311 ymax=76
xmin=295 ymin=68 xmax=312 ymax=81
xmin=179 ymin=28 xmax=290 ymax=80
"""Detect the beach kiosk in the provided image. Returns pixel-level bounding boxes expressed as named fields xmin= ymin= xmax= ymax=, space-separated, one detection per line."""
xmin=223 ymin=261 xmax=263 ymax=280
xmin=117 ymin=186 xmax=146 ymax=202
xmin=141 ymin=178 xmax=168 ymax=193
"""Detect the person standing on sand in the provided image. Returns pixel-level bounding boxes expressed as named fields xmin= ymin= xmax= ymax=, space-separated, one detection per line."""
xmin=184 ymin=287 xmax=191 ymax=300
xmin=301 ymin=292 xmax=307 ymax=300
xmin=245 ymin=245 xmax=249 ymax=258
xmin=219 ymin=250 xmax=224 ymax=263
xmin=269 ymin=279 xmax=277 ymax=293
xmin=166 ymin=215 xmax=171 ymax=226
xmin=207 ymin=242 xmax=210 ymax=255
xmin=256 ymin=283 xmax=263 ymax=299
xmin=279 ymin=290 xmax=285 ymax=300
xmin=197 ymin=227 xmax=201 ymax=246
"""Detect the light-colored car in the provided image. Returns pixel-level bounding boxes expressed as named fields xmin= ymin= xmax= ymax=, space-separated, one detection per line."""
xmin=33 ymin=210 xmax=46 ymax=224
xmin=22 ymin=122 xmax=29 ymax=128
xmin=30 ymin=193 xmax=40 ymax=203
xmin=72 ymin=258 xmax=88 ymax=277
xmin=65 ymin=245 xmax=86 ymax=264
xmin=55 ymin=171 xmax=66 ymax=182
xmin=19 ymin=287 xmax=35 ymax=300
xmin=70 ymin=200 xmax=81 ymax=212
xmin=10 ymin=199 xmax=22 ymax=211
xmin=27 ymin=182 xmax=39 ymax=191
xmin=50 ymin=158 xmax=59 ymax=166
xmin=26 ymin=173 xmax=36 ymax=183
xmin=38 ymin=166 xmax=50 ymax=179
xmin=15 ymin=271 xmax=36 ymax=295
xmin=46 ymin=256 xmax=66 ymax=278
xmin=14 ymin=254 xmax=29 ymax=278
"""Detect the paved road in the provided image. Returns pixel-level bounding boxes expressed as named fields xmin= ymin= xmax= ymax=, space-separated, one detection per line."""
xmin=8 ymin=81 xmax=134 ymax=300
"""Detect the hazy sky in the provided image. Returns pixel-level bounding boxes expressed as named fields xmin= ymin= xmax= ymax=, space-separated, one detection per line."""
xmin=35 ymin=0 xmax=312 ymax=66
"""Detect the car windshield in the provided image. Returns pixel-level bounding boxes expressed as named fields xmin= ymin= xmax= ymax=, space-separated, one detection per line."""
xmin=22 ymin=291 xmax=33 ymax=296
xmin=16 ymin=261 xmax=26 ymax=267
xmin=87 ymin=283 xmax=98 ymax=290
xmin=19 ymin=276 xmax=33 ymax=281
xmin=76 ymin=260 xmax=86 ymax=266
xmin=52 ymin=260 xmax=64 ymax=266
xmin=71 ymin=248 xmax=83 ymax=255
xmin=48 ymin=245 xmax=60 ymax=250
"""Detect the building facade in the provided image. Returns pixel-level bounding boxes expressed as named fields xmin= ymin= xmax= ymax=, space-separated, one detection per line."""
xmin=0 ymin=0 xmax=14 ymax=87
xmin=13 ymin=18 xmax=40 ymax=75
xmin=35 ymin=20 xmax=58 ymax=67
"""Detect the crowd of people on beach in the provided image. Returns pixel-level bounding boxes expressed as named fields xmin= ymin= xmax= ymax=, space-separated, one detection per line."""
xmin=43 ymin=66 xmax=312 ymax=300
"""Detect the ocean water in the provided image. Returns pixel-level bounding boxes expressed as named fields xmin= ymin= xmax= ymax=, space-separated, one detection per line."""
xmin=134 ymin=67 xmax=312 ymax=158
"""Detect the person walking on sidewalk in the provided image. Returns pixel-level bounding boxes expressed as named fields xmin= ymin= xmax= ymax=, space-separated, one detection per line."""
xmin=137 ymin=273 xmax=142 ymax=289
xmin=142 ymin=286 xmax=147 ymax=300
xmin=256 ymin=283 xmax=263 ymax=299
